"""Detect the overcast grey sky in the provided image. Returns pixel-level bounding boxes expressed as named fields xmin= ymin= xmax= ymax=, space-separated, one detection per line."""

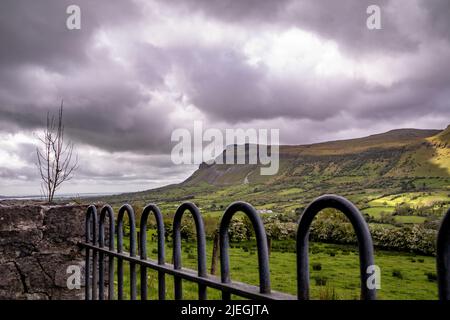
xmin=0 ymin=0 xmax=449 ymax=196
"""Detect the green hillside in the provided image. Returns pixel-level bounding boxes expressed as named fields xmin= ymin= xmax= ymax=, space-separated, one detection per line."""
xmin=95 ymin=126 xmax=450 ymax=300
xmin=105 ymin=126 xmax=450 ymax=215
xmin=183 ymin=128 xmax=448 ymax=187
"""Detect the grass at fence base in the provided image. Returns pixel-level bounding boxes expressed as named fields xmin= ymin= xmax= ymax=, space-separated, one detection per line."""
xmin=113 ymin=236 xmax=437 ymax=300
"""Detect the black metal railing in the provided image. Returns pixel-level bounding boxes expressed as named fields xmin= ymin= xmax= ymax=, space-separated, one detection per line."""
xmin=81 ymin=194 xmax=450 ymax=300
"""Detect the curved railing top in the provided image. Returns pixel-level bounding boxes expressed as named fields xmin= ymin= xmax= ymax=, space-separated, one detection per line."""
xmin=172 ymin=202 xmax=208 ymax=300
xmin=140 ymin=203 xmax=165 ymax=264
xmin=219 ymin=201 xmax=271 ymax=295
xmin=117 ymin=204 xmax=137 ymax=256
xmin=172 ymin=202 xmax=207 ymax=276
xmin=85 ymin=205 xmax=98 ymax=244
xmin=296 ymin=194 xmax=376 ymax=300
xmin=99 ymin=205 xmax=115 ymax=250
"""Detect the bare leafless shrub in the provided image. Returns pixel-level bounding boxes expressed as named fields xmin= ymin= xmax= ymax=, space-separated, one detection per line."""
xmin=36 ymin=101 xmax=78 ymax=203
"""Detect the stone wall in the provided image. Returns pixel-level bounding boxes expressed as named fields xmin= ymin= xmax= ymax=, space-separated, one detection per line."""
xmin=0 ymin=204 xmax=87 ymax=299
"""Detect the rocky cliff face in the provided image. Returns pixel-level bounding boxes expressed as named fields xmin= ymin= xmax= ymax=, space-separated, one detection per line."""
xmin=0 ymin=204 xmax=87 ymax=299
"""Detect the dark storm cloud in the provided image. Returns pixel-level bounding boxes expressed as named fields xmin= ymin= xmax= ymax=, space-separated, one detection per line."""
xmin=0 ymin=0 xmax=449 ymax=157
xmin=421 ymin=0 xmax=450 ymax=42
xmin=0 ymin=0 xmax=142 ymax=70
xmin=0 ymin=0 xmax=449 ymax=195
xmin=173 ymin=0 xmax=419 ymax=55
xmin=0 ymin=0 xmax=175 ymax=154
xmin=353 ymin=80 xmax=450 ymax=121
xmin=151 ymin=0 xmax=449 ymax=125
xmin=0 ymin=166 xmax=37 ymax=180
xmin=0 ymin=62 xmax=174 ymax=153
xmin=170 ymin=45 xmax=362 ymax=122
xmin=76 ymin=155 xmax=194 ymax=181
xmin=168 ymin=41 xmax=450 ymax=125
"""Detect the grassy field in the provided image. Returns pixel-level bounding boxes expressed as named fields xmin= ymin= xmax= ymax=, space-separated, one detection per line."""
xmin=92 ymin=129 xmax=450 ymax=300
xmin=116 ymin=235 xmax=438 ymax=300
xmin=368 ymin=191 xmax=450 ymax=207
xmin=362 ymin=207 xmax=395 ymax=218
xmin=102 ymin=177 xmax=449 ymax=300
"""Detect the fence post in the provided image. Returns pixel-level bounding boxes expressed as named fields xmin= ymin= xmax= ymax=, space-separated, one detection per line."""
xmin=210 ymin=231 xmax=219 ymax=275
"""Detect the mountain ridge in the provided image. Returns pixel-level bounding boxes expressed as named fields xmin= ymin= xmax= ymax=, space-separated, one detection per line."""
xmin=182 ymin=126 xmax=449 ymax=187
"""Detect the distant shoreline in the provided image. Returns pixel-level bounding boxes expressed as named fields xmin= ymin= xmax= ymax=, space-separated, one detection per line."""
xmin=0 ymin=192 xmax=119 ymax=201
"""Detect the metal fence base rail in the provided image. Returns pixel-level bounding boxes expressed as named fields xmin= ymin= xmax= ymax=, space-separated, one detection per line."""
xmin=81 ymin=194 xmax=450 ymax=300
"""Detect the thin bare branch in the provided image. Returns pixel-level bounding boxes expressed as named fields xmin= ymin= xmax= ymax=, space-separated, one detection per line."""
xmin=35 ymin=101 xmax=77 ymax=203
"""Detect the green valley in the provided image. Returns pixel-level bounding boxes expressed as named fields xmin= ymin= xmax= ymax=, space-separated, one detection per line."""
xmin=93 ymin=125 xmax=450 ymax=299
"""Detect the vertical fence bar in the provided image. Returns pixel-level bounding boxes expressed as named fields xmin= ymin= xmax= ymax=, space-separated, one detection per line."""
xmin=219 ymin=201 xmax=271 ymax=300
xmin=85 ymin=205 xmax=98 ymax=300
xmin=173 ymin=202 xmax=207 ymax=300
xmin=98 ymin=214 xmax=105 ymax=300
xmin=296 ymin=194 xmax=376 ymax=300
xmin=99 ymin=205 xmax=115 ymax=300
xmin=140 ymin=204 xmax=166 ymax=300
xmin=117 ymin=204 xmax=137 ymax=300
xmin=437 ymin=207 xmax=450 ymax=300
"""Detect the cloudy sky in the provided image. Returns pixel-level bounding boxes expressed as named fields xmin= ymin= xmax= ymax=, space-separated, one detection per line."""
xmin=0 ymin=0 xmax=449 ymax=196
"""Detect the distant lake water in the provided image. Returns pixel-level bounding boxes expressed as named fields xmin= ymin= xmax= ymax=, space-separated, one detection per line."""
xmin=0 ymin=192 xmax=118 ymax=200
